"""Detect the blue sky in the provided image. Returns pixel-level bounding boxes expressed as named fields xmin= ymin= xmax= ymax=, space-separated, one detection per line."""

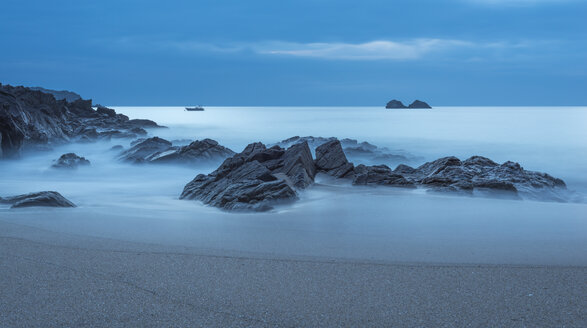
xmin=1 ymin=0 xmax=586 ymax=105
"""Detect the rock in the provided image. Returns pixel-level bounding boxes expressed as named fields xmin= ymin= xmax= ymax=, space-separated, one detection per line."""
xmin=385 ymin=100 xmax=407 ymax=109
xmin=96 ymin=105 xmax=116 ymax=117
xmin=110 ymin=145 xmax=124 ymax=151
xmin=119 ymin=137 xmax=235 ymax=165
xmin=0 ymin=83 xmax=164 ymax=158
xmin=118 ymin=137 xmax=172 ymax=163
xmin=408 ymin=100 xmax=432 ymax=109
xmin=0 ymin=191 xmax=76 ymax=208
xmin=28 ymin=87 xmax=81 ymax=102
xmin=353 ymin=164 xmax=415 ymax=187
xmin=130 ymin=127 xmax=148 ymax=135
xmin=179 ymin=137 xmax=571 ymax=211
xmin=314 ymin=140 xmax=354 ymax=178
xmin=51 ymin=153 xmax=90 ymax=169
xmin=146 ymin=138 xmax=235 ymax=165
xmin=180 ymin=141 xmax=315 ymax=211
xmin=272 ymin=136 xmax=414 ymax=166
xmin=127 ymin=119 xmax=162 ymax=128
xmin=398 ymin=156 xmax=567 ymax=201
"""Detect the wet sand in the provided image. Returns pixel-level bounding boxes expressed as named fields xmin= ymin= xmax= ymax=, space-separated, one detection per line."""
xmin=1 ymin=220 xmax=585 ymax=327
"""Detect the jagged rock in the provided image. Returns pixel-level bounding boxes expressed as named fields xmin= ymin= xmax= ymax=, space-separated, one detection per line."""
xmin=386 ymin=100 xmax=407 ymax=109
xmin=180 ymin=142 xmax=315 ymax=211
xmin=96 ymin=105 xmax=116 ymax=117
xmin=51 ymin=153 xmax=90 ymax=169
xmin=0 ymin=191 xmax=76 ymax=208
xmin=408 ymin=100 xmax=432 ymax=109
xmin=146 ymin=138 xmax=235 ymax=165
xmin=314 ymin=140 xmax=354 ymax=178
xmin=120 ymin=137 xmax=235 ymax=165
xmin=396 ymin=156 xmax=567 ymax=200
xmin=119 ymin=137 xmax=172 ymax=163
xmin=272 ymin=136 xmax=413 ymax=166
xmin=0 ymin=84 xmax=164 ymax=158
xmin=29 ymin=87 xmax=81 ymax=102
xmin=353 ymin=164 xmax=415 ymax=187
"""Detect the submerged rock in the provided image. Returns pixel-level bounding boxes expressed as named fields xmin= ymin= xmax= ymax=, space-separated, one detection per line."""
xmin=0 ymin=191 xmax=76 ymax=208
xmin=385 ymin=100 xmax=407 ymax=109
xmin=119 ymin=137 xmax=235 ymax=165
xmin=396 ymin=155 xmax=567 ymax=201
xmin=147 ymin=139 xmax=235 ymax=165
xmin=408 ymin=100 xmax=432 ymax=109
xmin=353 ymin=164 xmax=415 ymax=187
xmin=51 ymin=153 xmax=90 ymax=169
xmin=180 ymin=141 xmax=315 ymax=211
xmin=119 ymin=137 xmax=172 ymax=163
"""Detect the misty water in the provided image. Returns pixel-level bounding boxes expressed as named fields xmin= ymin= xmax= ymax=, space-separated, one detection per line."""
xmin=1 ymin=106 xmax=586 ymax=265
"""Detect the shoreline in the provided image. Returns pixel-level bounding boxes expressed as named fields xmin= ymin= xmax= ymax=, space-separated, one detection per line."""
xmin=1 ymin=220 xmax=585 ymax=327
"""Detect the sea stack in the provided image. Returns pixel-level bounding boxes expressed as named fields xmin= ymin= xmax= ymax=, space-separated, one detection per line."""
xmin=385 ymin=100 xmax=407 ymax=109
xmin=408 ymin=100 xmax=432 ymax=109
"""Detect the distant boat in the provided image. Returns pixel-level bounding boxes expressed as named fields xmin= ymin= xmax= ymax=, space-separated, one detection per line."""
xmin=185 ymin=106 xmax=205 ymax=111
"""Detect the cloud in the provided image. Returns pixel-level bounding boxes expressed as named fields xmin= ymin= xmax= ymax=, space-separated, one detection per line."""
xmin=98 ymin=37 xmax=551 ymax=62
xmin=251 ymin=39 xmax=473 ymax=60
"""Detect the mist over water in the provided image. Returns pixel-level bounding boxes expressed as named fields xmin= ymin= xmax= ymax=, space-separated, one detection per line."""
xmin=1 ymin=106 xmax=586 ymax=265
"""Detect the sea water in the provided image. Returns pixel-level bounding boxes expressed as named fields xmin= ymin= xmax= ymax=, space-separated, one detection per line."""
xmin=0 ymin=106 xmax=586 ymax=265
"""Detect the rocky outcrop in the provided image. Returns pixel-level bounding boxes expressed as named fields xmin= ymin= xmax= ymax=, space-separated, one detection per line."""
xmin=395 ymin=156 xmax=567 ymax=201
xmin=314 ymin=140 xmax=354 ymax=178
xmin=183 ymin=138 xmax=569 ymax=211
xmin=386 ymin=99 xmax=432 ymax=109
xmin=0 ymin=83 xmax=164 ymax=159
xmin=147 ymin=139 xmax=235 ymax=165
xmin=51 ymin=153 xmax=90 ymax=169
xmin=119 ymin=137 xmax=235 ymax=165
xmin=408 ymin=100 xmax=432 ymax=109
xmin=273 ymin=136 xmax=414 ymax=166
xmin=353 ymin=165 xmax=415 ymax=187
xmin=0 ymin=191 xmax=76 ymax=208
xmin=118 ymin=137 xmax=172 ymax=163
xmin=180 ymin=142 xmax=315 ymax=211
xmin=29 ymin=87 xmax=82 ymax=102
xmin=385 ymin=100 xmax=407 ymax=109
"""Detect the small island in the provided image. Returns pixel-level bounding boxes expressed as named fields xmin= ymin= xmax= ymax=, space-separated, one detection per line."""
xmin=386 ymin=99 xmax=432 ymax=109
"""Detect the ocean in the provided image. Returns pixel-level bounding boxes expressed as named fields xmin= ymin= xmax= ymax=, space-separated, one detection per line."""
xmin=1 ymin=106 xmax=586 ymax=265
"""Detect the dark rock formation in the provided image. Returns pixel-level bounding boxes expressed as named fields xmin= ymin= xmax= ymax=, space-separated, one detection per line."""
xmin=273 ymin=136 xmax=414 ymax=166
xmin=110 ymin=145 xmax=124 ymax=151
xmin=0 ymin=83 xmax=164 ymax=158
xmin=353 ymin=164 xmax=415 ymax=187
xmin=119 ymin=137 xmax=235 ymax=166
xmin=385 ymin=100 xmax=407 ymax=109
xmin=395 ymin=156 xmax=567 ymax=201
xmin=180 ymin=142 xmax=315 ymax=211
xmin=119 ymin=137 xmax=172 ymax=163
xmin=183 ymin=138 xmax=570 ymax=211
xmin=408 ymin=100 xmax=432 ymax=109
xmin=51 ymin=153 xmax=90 ymax=169
xmin=0 ymin=191 xmax=76 ymax=208
xmin=147 ymin=139 xmax=235 ymax=165
xmin=29 ymin=87 xmax=82 ymax=102
xmin=314 ymin=140 xmax=354 ymax=178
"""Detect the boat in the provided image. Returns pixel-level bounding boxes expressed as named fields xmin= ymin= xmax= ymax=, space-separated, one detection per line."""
xmin=185 ymin=106 xmax=205 ymax=111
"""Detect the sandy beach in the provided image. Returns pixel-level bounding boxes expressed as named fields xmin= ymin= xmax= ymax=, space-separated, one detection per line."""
xmin=1 ymin=220 xmax=585 ymax=327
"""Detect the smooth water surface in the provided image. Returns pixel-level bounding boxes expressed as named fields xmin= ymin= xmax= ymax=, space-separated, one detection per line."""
xmin=1 ymin=106 xmax=586 ymax=265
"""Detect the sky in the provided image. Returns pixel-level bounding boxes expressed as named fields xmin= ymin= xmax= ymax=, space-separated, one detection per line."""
xmin=0 ymin=0 xmax=586 ymax=106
